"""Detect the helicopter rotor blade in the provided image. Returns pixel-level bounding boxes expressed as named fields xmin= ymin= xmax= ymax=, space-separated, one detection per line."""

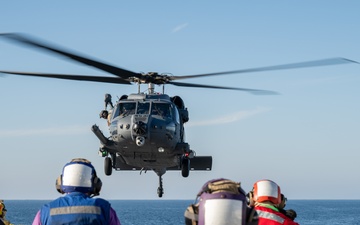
xmin=1 ymin=33 xmax=358 ymax=92
xmin=0 ymin=33 xmax=141 ymax=80
xmin=170 ymin=58 xmax=358 ymax=80
xmin=0 ymin=70 xmax=132 ymax=84
xmin=168 ymin=81 xmax=278 ymax=95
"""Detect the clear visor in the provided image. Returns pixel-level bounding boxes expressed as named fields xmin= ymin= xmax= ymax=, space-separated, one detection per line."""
xmin=62 ymin=164 xmax=93 ymax=188
xmin=204 ymin=199 xmax=243 ymax=225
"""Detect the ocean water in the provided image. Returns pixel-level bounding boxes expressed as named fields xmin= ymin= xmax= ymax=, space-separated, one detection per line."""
xmin=3 ymin=199 xmax=360 ymax=225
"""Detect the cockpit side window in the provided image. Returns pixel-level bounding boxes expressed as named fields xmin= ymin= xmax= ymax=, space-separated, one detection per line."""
xmin=151 ymin=103 xmax=172 ymax=119
xmin=113 ymin=105 xmax=120 ymax=119
xmin=137 ymin=102 xmax=150 ymax=114
xmin=173 ymin=106 xmax=180 ymax=123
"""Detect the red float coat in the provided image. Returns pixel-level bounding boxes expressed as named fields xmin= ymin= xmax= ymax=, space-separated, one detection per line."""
xmin=255 ymin=205 xmax=300 ymax=225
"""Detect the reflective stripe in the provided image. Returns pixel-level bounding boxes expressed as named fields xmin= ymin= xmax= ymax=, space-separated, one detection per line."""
xmin=256 ymin=209 xmax=285 ymax=224
xmin=256 ymin=203 xmax=279 ymax=212
xmin=50 ymin=206 xmax=101 ymax=215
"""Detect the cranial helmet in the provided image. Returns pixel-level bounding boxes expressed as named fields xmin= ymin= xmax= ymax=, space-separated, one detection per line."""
xmin=184 ymin=178 xmax=248 ymax=225
xmin=55 ymin=158 xmax=102 ymax=196
xmin=251 ymin=179 xmax=281 ymax=205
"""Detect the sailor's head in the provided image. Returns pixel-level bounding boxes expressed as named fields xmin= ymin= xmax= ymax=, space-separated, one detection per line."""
xmin=249 ymin=179 xmax=281 ymax=206
xmin=55 ymin=158 xmax=102 ymax=196
xmin=99 ymin=110 xmax=109 ymax=119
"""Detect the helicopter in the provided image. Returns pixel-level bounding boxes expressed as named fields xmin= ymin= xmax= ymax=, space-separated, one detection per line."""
xmin=0 ymin=33 xmax=356 ymax=197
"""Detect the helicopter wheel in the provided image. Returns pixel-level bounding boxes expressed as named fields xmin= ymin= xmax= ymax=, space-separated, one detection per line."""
xmin=104 ymin=157 xmax=112 ymax=176
xmin=181 ymin=157 xmax=190 ymax=178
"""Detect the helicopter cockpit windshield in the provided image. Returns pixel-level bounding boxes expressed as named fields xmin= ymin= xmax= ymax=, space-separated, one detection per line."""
xmin=113 ymin=102 xmax=136 ymax=118
xmin=112 ymin=101 xmax=179 ymax=122
xmin=137 ymin=102 xmax=150 ymax=114
xmin=152 ymin=102 xmax=172 ymax=119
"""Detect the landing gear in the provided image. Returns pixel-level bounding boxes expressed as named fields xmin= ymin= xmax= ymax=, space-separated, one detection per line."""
xmin=157 ymin=176 xmax=164 ymax=198
xmin=181 ymin=157 xmax=190 ymax=177
xmin=104 ymin=157 xmax=112 ymax=176
xmin=154 ymin=169 xmax=166 ymax=198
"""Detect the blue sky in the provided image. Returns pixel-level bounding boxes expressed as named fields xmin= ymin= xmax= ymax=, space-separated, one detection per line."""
xmin=0 ymin=1 xmax=359 ymax=200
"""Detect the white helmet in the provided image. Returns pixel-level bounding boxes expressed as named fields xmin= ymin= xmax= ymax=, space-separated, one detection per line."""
xmin=56 ymin=158 xmax=102 ymax=196
xmin=251 ymin=179 xmax=281 ymax=205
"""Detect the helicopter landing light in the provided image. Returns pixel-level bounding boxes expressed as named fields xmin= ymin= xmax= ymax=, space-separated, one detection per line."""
xmin=158 ymin=147 xmax=165 ymax=153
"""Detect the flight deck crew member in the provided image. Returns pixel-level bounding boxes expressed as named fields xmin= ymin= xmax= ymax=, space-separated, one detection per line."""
xmin=32 ymin=158 xmax=121 ymax=225
xmin=184 ymin=178 xmax=259 ymax=225
xmin=248 ymin=179 xmax=299 ymax=225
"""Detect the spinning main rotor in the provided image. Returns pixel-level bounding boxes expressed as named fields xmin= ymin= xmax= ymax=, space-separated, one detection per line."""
xmin=0 ymin=33 xmax=356 ymax=94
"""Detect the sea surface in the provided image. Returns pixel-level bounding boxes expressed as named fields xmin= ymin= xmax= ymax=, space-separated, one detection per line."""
xmin=3 ymin=199 xmax=360 ymax=225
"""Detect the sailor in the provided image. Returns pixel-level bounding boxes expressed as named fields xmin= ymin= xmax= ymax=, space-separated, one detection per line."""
xmin=104 ymin=93 xmax=114 ymax=110
xmin=184 ymin=178 xmax=259 ymax=225
xmin=248 ymin=179 xmax=299 ymax=225
xmin=32 ymin=158 xmax=121 ymax=225
xmin=0 ymin=201 xmax=13 ymax=225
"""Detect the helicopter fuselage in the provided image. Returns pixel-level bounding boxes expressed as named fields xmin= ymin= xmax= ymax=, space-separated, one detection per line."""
xmin=95 ymin=93 xmax=190 ymax=171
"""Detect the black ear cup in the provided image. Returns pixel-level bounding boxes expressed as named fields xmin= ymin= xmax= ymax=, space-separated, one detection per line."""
xmin=248 ymin=191 xmax=255 ymax=207
xmin=278 ymin=194 xmax=287 ymax=209
xmin=55 ymin=175 xmax=65 ymax=194
xmin=92 ymin=176 xmax=102 ymax=196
